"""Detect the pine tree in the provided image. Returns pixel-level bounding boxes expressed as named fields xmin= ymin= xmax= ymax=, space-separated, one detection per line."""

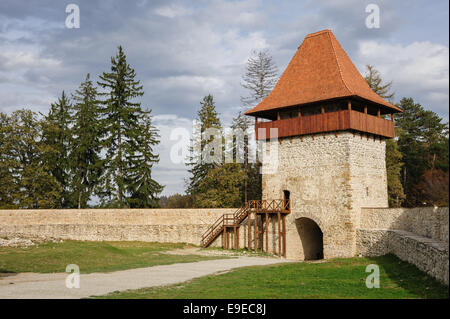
xmin=70 ymin=74 xmax=104 ymax=209
xmin=186 ymin=94 xmax=223 ymax=206
xmin=364 ymin=65 xmax=395 ymax=101
xmin=41 ymin=91 xmax=72 ymax=207
xmin=126 ymin=112 xmax=164 ymax=208
xmin=395 ymin=97 xmax=448 ymax=206
xmin=98 ymin=45 xmax=162 ymax=208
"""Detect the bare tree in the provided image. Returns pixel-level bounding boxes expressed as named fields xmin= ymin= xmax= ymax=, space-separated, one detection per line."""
xmin=241 ymin=49 xmax=278 ymax=108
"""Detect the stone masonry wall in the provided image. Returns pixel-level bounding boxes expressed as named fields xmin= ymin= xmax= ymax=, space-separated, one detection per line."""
xmin=0 ymin=209 xmax=233 ymax=246
xmin=261 ymin=132 xmax=388 ymax=259
xmin=360 ymin=207 xmax=448 ymax=242
xmin=357 ymin=207 xmax=449 ymax=285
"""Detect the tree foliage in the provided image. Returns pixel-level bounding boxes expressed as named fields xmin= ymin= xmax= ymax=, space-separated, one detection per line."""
xmin=41 ymin=91 xmax=72 ymax=207
xmin=364 ymin=65 xmax=395 ymax=100
xmin=70 ymin=74 xmax=104 ymax=208
xmin=0 ymin=110 xmax=61 ymax=208
xmin=395 ymin=97 xmax=449 ymax=207
xmin=186 ymin=94 xmax=223 ymax=205
xmin=97 ymin=46 xmax=163 ymax=208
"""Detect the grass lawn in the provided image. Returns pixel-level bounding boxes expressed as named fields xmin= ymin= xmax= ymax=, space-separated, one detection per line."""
xmin=0 ymin=241 xmax=230 ymax=274
xmin=96 ymin=254 xmax=449 ymax=299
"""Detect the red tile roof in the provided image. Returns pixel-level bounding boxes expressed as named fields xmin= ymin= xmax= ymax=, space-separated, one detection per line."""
xmin=245 ymin=29 xmax=402 ymax=116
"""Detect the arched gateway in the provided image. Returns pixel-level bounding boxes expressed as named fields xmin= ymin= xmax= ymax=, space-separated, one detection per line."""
xmin=201 ymin=29 xmax=401 ymax=260
xmin=296 ymin=218 xmax=323 ymax=260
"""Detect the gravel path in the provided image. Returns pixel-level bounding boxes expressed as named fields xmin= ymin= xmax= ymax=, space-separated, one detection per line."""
xmin=0 ymin=257 xmax=293 ymax=299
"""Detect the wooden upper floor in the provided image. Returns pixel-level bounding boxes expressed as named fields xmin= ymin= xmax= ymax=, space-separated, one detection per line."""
xmin=254 ymin=99 xmax=396 ymax=140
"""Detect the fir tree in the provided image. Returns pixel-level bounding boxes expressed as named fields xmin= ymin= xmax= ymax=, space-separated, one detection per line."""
xmin=41 ymin=91 xmax=72 ymax=208
xmin=70 ymin=74 xmax=104 ymax=209
xmin=186 ymin=94 xmax=223 ymax=206
xmin=98 ymin=45 xmax=162 ymax=207
xmin=126 ymin=112 xmax=164 ymax=208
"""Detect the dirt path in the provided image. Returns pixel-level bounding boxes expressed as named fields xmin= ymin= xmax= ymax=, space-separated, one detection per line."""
xmin=0 ymin=256 xmax=293 ymax=299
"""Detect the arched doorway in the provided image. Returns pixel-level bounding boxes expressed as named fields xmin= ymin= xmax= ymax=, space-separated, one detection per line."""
xmin=295 ymin=217 xmax=323 ymax=260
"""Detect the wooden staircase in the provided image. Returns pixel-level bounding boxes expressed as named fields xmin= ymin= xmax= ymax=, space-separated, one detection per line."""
xmin=201 ymin=200 xmax=290 ymax=256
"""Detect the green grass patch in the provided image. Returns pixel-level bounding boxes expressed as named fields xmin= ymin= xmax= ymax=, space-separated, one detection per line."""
xmin=0 ymin=241 xmax=230 ymax=274
xmin=95 ymin=255 xmax=448 ymax=299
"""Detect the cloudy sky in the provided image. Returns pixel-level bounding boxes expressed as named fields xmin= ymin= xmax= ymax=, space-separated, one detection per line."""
xmin=0 ymin=0 xmax=448 ymax=195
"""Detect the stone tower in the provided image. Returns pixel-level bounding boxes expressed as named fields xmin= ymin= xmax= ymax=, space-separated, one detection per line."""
xmin=244 ymin=29 xmax=402 ymax=260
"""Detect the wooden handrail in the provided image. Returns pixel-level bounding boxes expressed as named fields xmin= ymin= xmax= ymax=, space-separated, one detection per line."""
xmin=201 ymin=199 xmax=291 ymax=247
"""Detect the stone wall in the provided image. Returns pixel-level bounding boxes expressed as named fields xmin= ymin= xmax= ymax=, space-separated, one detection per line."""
xmin=357 ymin=207 xmax=449 ymax=285
xmin=0 ymin=209 xmax=233 ymax=246
xmin=261 ymin=132 xmax=388 ymax=259
xmin=360 ymin=207 xmax=449 ymax=242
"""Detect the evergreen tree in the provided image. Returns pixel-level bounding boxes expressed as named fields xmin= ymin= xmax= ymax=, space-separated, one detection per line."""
xmin=70 ymin=74 xmax=104 ymax=209
xmin=6 ymin=110 xmax=61 ymax=208
xmin=364 ymin=65 xmax=395 ymax=101
xmin=395 ymin=97 xmax=448 ymax=206
xmin=364 ymin=65 xmax=405 ymax=207
xmin=186 ymin=94 xmax=223 ymax=206
xmin=98 ymin=45 xmax=162 ymax=207
xmin=126 ymin=112 xmax=164 ymax=208
xmin=41 ymin=91 xmax=72 ymax=208
xmin=385 ymin=136 xmax=406 ymax=207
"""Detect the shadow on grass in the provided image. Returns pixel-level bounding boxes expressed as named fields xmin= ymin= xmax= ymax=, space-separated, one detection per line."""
xmin=366 ymin=254 xmax=448 ymax=299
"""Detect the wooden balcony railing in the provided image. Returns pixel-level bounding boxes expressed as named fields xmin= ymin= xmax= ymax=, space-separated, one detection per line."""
xmin=255 ymin=110 xmax=395 ymax=140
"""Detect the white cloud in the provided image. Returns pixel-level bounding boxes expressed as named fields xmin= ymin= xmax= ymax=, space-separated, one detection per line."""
xmin=357 ymin=40 xmax=449 ymax=115
xmin=154 ymin=4 xmax=192 ymax=18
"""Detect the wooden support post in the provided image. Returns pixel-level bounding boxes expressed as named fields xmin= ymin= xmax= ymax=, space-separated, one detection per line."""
xmin=347 ymin=100 xmax=352 ymax=111
xmin=248 ymin=214 xmax=251 ymax=251
xmin=321 ymin=106 xmax=325 ymax=114
xmin=277 ymin=212 xmax=281 ymax=257
xmin=236 ymin=226 xmax=239 ymax=250
xmin=377 ymin=109 xmax=381 ymax=118
xmin=390 ymin=114 xmax=394 ymax=121
xmin=265 ymin=212 xmax=269 ymax=252
xmin=253 ymin=212 xmax=257 ymax=252
xmin=233 ymin=225 xmax=237 ymax=250
xmin=277 ymin=112 xmax=280 ymax=120
xmin=260 ymin=219 xmax=263 ymax=252
xmin=282 ymin=215 xmax=286 ymax=257
xmin=364 ymin=106 xmax=367 ymax=114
